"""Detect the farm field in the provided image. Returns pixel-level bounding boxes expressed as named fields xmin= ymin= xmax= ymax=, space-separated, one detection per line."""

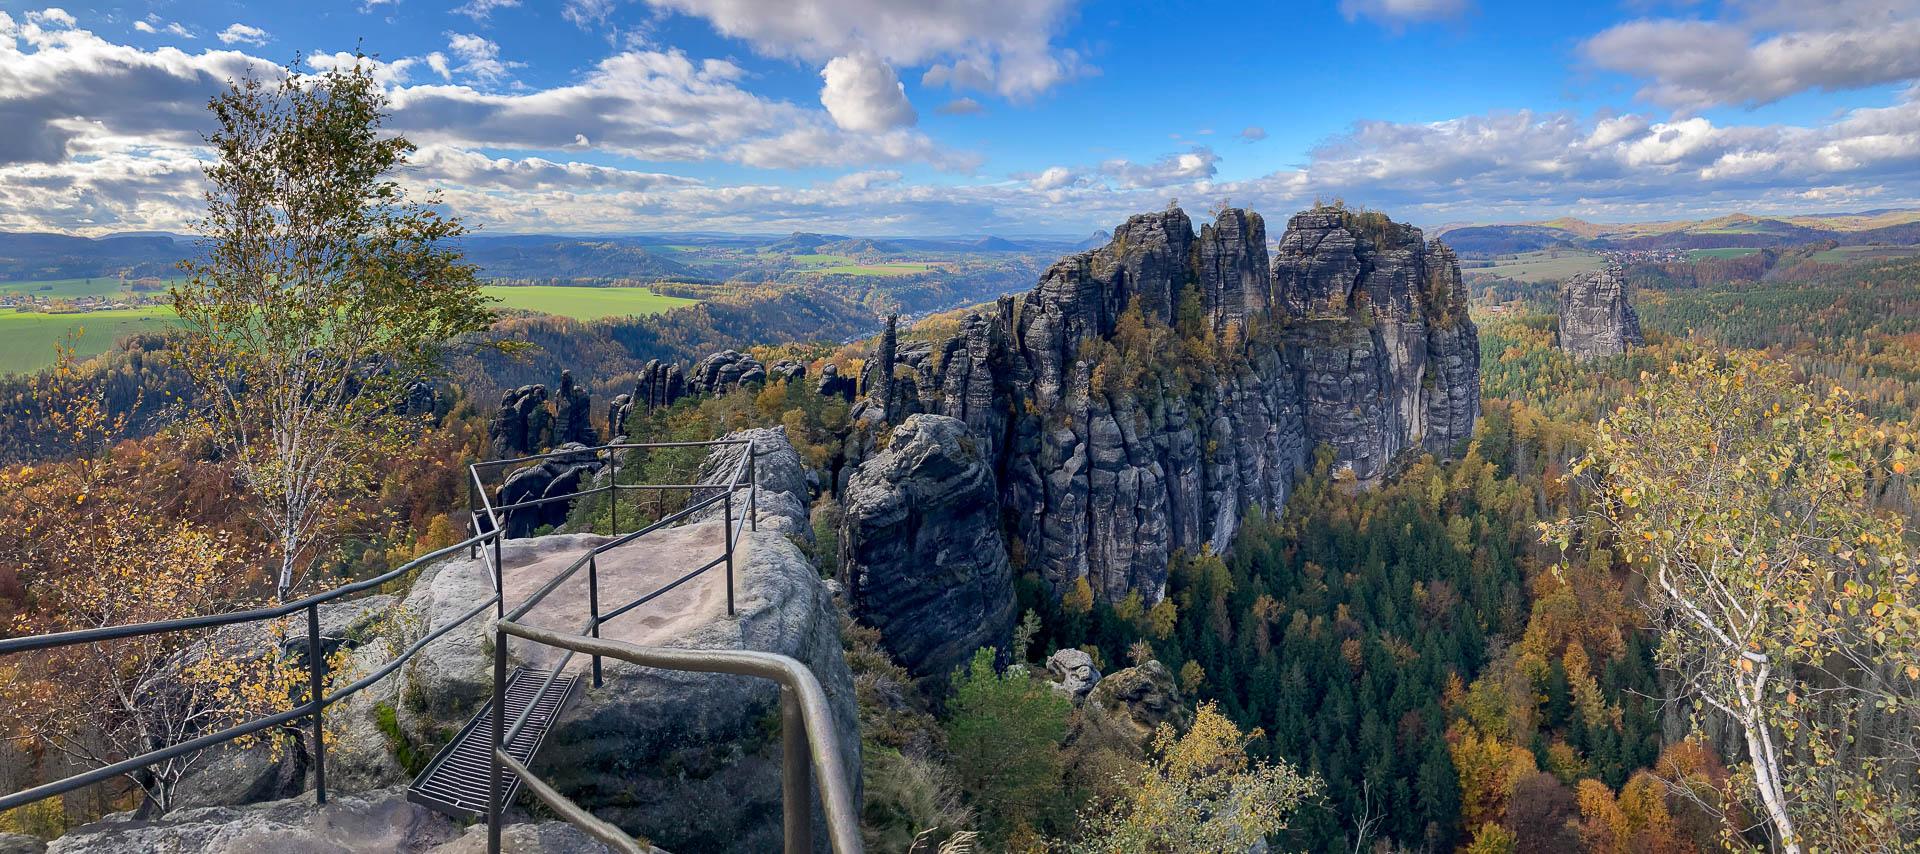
xmin=1808 ymin=245 xmax=1920 ymax=263
xmin=480 ymin=285 xmax=698 ymax=319
xmin=0 ymin=277 xmax=185 ymax=299
xmin=786 ymin=253 xmax=854 ymax=266
xmin=809 ymin=262 xmax=936 ymax=277
xmin=0 ymin=306 xmax=177 ymax=374
xmin=1461 ymin=249 xmax=1604 ymax=282
xmin=1687 ymin=247 xmax=1760 ymax=259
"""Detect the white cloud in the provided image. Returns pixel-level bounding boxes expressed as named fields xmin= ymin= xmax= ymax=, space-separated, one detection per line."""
xmin=217 ymin=24 xmax=270 ymax=46
xmin=1239 ymin=126 xmax=1267 ymax=142
xmin=308 ymin=52 xmax=420 ymax=86
xmin=935 ymin=97 xmax=984 ymax=116
xmin=27 ymin=8 xmax=77 ymax=29
xmin=444 ymin=32 xmax=521 ymax=83
xmin=1100 ymin=147 xmax=1219 ymax=189
xmin=1338 ymin=0 xmax=1471 ymax=27
xmin=1584 ymin=5 xmax=1920 ymax=110
xmin=641 ymin=0 xmax=1088 ymax=99
xmin=1028 ymin=166 xmax=1077 ymax=191
xmin=453 ymin=0 xmax=522 ymax=21
xmin=135 ymin=14 xmax=195 ymax=38
xmin=426 ymin=51 xmax=452 ymax=80
xmin=820 ymin=51 xmax=917 ymax=133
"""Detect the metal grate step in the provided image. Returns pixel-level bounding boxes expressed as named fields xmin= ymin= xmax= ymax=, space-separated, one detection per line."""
xmin=407 ymin=667 xmax=580 ymax=820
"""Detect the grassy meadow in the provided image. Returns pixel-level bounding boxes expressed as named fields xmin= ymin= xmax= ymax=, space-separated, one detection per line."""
xmin=0 ymin=307 xmax=177 ymax=374
xmin=1461 ymin=250 xmax=1605 ymax=282
xmin=479 ymin=285 xmax=698 ymax=320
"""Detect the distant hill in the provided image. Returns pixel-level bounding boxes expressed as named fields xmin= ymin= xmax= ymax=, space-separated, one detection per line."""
xmin=1435 ymin=208 xmax=1920 ymax=256
xmin=1074 ymin=230 xmax=1111 ymax=250
xmin=458 ymin=238 xmax=694 ymax=281
xmin=817 ymin=237 xmax=907 ymax=256
xmin=0 ymin=232 xmax=189 ymax=280
xmin=764 ymin=232 xmax=850 ymax=253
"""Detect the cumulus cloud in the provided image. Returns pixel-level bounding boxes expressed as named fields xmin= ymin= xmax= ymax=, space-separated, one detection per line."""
xmin=820 ymin=52 xmax=917 ymax=132
xmin=1101 ymin=147 xmax=1219 ymax=189
xmin=642 ymin=0 xmax=1088 ymax=98
xmin=217 ymin=23 xmax=270 ymax=46
xmin=1239 ymin=126 xmax=1267 ymax=142
xmin=935 ymin=97 xmax=984 ymax=116
xmin=1584 ymin=3 xmax=1920 ymax=110
xmin=1338 ymin=0 xmax=1471 ymax=27
xmin=27 ymin=8 xmax=76 ymax=29
xmin=445 ymin=33 xmax=520 ymax=83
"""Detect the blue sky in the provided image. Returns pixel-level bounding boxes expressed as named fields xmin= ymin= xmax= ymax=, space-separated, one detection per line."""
xmin=3 ymin=0 xmax=1920 ymax=235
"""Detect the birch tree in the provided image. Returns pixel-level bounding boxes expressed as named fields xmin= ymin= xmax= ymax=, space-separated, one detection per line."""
xmin=1548 ymin=356 xmax=1920 ymax=851
xmin=172 ymin=57 xmax=493 ymax=599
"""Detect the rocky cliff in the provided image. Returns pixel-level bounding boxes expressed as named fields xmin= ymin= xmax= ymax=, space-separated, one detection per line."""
xmin=840 ymin=415 xmax=1017 ymax=678
xmin=852 ymin=205 xmax=1480 ymax=604
xmin=1557 ymin=265 xmax=1643 ymax=358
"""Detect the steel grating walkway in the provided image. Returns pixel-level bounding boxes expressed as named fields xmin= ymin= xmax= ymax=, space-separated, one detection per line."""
xmin=407 ymin=667 xmax=580 ymax=820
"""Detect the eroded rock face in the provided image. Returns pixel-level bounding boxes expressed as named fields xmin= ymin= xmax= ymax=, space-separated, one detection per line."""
xmin=633 ymin=359 xmax=689 ymax=412
xmin=1558 ymin=265 xmax=1643 ymax=359
xmin=497 ymin=443 xmax=601 ymax=537
xmin=769 ymin=359 xmax=807 ymax=384
xmin=841 ymin=415 xmax=1017 ymax=679
xmin=815 ymin=363 xmax=856 ymax=402
xmin=689 ymin=350 xmax=767 ymax=396
xmin=551 ymin=370 xmax=596 ymax=447
xmin=870 ymin=206 xmax=1479 ymax=605
xmin=488 ymin=384 xmax=550 ymax=458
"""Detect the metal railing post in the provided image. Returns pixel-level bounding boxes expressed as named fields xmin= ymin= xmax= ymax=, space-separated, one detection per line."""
xmin=749 ymin=450 xmax=758 ymax=533
xmin=781 ymin=685 xmax=813 ymax=854
xmin=724 ymin=489 xmax=736 ymax=616
xmin=608 ymin=451 xmax=619 ymax=536
xmin=588 ymin=554 xmax=603 ymax=688
xmin=468 ymin=477 xmax=479 ymax=559
xmin=305 ymin=603 xmax=328 ymax=804
xmin=488 ymin=626 xmax=507 ymax=854
xmin=493 ymin=532 xmax=505 ymax=620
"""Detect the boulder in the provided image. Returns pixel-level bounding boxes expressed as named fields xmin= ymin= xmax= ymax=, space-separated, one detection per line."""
xmin=815 ymin=363 xmax=856 ymax=402
xmin=1078 ymin=660 xmax=1190 ymax=754
xmin=0 ymin=833 xmax=45 ymax=854
xmin=1044 ymin=649 xmax=1101 ymax=701
xmin=841 ymin=415 xmax=1016 ymax=679
xmin=497 ymin=443 xmax=602 ymax=538
xmin=1557 ymin=264 xmax=1643 ymax=359
xmin=769 ymin=359 xmax=807 ymax=384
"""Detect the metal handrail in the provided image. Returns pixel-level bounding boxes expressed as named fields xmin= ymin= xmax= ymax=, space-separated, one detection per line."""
xmin=0 ymin=436 xmax=758 ymax=818
xmin=0 ymin=526 xmax=505 ymax=813
xmin=489 ymin=621 xmax=863 ymax=854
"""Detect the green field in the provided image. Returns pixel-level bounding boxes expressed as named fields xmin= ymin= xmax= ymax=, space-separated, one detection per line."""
xmin=0 ymin=307 xmax=177 ymax=374
xmin=1463 ymin=250 xmax=1604 ymax=282
xmin=787 ymin=253 xmax=854 ymax=266
xmin=1808 ymin=245 xmax=1920 ymax=264
xmin=810 ymin=262 xmax=936 ymax=277
xmin=481 ymin=285 xmax=697 ymax=319
xmin=0 ymin=277 xmax=185 ymax=299
xmin=1687 ymin=247 xmax=1761 ymax=260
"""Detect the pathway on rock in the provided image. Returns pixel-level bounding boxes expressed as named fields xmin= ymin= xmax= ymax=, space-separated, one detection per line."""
xmin=496 ymin=518 xmax=741 ymax=671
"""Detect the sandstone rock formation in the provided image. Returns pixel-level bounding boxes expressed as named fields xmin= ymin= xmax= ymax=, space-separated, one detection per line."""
xmin=1558 ymin=264 xmax=1643 ymax=358
xmin=496 ymin=443 xmax=601 ymax=537
xmin=550 ymin=370 xmax=596 ymax=446
xmin=488 ymin=384 xmax=550 ymax=458
xmin=815 ymin=363 xmax=856 ymax=402
xmin=1045 ymin=648 xmax=1101 ymax=701
xmin=850 ymin=205 xmax=1479 ymax=607
xmin=769 ymin=359 xmax=807 ymax=383
xmin=633 ymin=359 xmax=689 ymax=411
xmin=689 ymin=350 xmax=767 ymax=396
xmin=841 ymin=414 xmax=1017 ymax=678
